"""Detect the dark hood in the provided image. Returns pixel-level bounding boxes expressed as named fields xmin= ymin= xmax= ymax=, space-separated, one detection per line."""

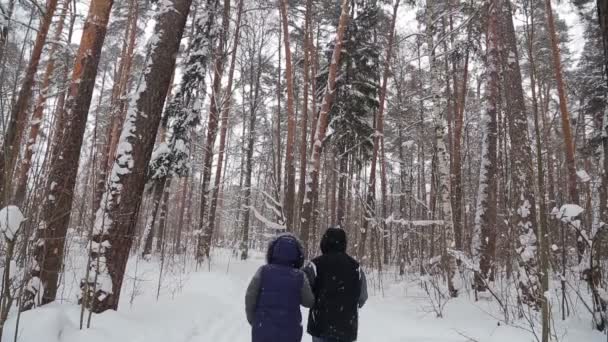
xmin=266 ymin=233 xmax=305 ymax=268
xmin=320 ymin=227 xmax=347 ymax=254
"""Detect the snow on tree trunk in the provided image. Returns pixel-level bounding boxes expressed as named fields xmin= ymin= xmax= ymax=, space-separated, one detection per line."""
xmin=279 ymin=0 xmax=297 ymax=232
xmin=198 ymin=0 xmax=231 ymax=262
xmin=602 ymin=106 xmax=608 ymax=229
xmin=297 ymin=0 xmax=313 ymax=231
xmin=472 ymin=0 xmax=499 ymax=292
xmin=500 ymin=0 xmax=541 ymax=309
xmin=23 ymin=0 xmax=114 ymax=309
xmin=95 ymin=0 xmax=140 ymax=215
xmin=13 ymin=0 xmax=69 ymax=206
xmin=425 ymin=0 xmax=460 ymax=297
xmin=82 ymin=0 xmax=192 ymax=313
xmin=300 ymin=0 xmax=351 ymax=256
xmin=0 ymin=0 xmax=58 ymax=207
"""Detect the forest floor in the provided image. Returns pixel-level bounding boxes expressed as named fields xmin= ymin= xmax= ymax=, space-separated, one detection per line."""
xmin=2 ymin=248 xmax=605 ymax=342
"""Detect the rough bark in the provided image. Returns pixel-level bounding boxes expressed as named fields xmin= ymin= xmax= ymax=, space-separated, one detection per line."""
xmin=82 ymin=0 xmax=192 ymax=312
xmin=0 ymin=0 xmax=59 ymax=207
xmin=500 ymin=0 xmax=541 ymax=309
xmin=28 ymin=0 xmax=113 ymax=306
xmin=544 ymin=0 xmax=578 ymax=205
xmin=297 ymin=0 xmax=313 ymax=230
xmin=95 ymin=0 xmax=139 ymax=214
xmin=450 ymin=30 xmax=470 ymax=254
xmin=300 ymin=0 xmax=350 ymax=256
xmin=279 ymin=0 xmax=297 ymax=232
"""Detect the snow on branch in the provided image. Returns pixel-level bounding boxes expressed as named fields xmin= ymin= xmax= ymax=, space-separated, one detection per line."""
xmin=246 ymin=206 xmax=286 ymax=231
xmin=552 ymin=204 xmax=584 ymax=224
xmin=385 ymin=214 xmax=444 ymax=227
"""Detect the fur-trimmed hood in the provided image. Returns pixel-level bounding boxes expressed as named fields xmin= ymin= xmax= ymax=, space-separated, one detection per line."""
xmin=266 ymin=233 xmax=305 ymax=268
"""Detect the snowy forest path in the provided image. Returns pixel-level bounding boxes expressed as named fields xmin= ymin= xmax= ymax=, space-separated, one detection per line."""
xmin=3 ymin=250 xmax=603 ymax=342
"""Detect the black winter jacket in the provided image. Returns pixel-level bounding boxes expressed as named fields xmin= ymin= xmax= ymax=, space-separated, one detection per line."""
xmin=304 ymin=228 xmax=368 ymax=342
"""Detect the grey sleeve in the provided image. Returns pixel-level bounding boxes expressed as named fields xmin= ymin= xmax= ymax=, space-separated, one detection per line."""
xmin=245 ymin=268 xmax=262 ymax=325
xmin=358 ymin=268 xmax=368 ymax=308
xmin=300 ymin=271 xmax=315 ymax=308
xmin=303 ymin=261 xmax=317 ymax=286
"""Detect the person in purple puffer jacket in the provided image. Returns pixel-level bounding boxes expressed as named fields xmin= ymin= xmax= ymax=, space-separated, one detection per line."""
xmin=245 ymin=233 xmax=315 ymax=342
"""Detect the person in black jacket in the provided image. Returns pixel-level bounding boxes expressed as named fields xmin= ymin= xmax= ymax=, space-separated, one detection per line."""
xmin=304 ymin=227 xmax=368 ymax=342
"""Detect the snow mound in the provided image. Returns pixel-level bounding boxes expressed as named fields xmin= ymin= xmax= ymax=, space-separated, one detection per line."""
xmin=0 ymin=205 xmax=25 ymax=240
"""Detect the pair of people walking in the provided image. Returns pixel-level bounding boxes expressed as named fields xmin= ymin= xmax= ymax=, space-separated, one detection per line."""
xmin=245 ymin=227 xmax=368 ymax=342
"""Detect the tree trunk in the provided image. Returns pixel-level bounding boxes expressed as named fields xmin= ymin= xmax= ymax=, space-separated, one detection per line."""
xmin=377 ymin=0 xmax=400 ymax=265
xmin=206 ymin=0 xmax=243 ymax=257
xmin=198 ymin=0 xmax=231 ymax=261
xmin=29 ymin=0 xmax=113 ymax=306
xmin=241 ymin=41 xmax=265 ymax=260
xmin=426 ymin=0 xmax=459 ymax=297
xmin=156 ymin=178 xmax=172 ymax=252
xmin=13 ymin=0 xmax=70 ymax=206
xmin=297 ymin=0 xmax=313 ymax=231
xmin=546 ymin=0 xmax=586 ymax=266
xmin=300 ymin=0 xmax=351 ymax=256
xmin=526 ymin=5 xmax=550 ymax=338
xmin=82 ymin=0 xmax=192 ymax=313
xmin=174 ymin=175 xmax=189 ymax=254
xmin=450 ymin=31 xmax=470 ymax=254
xmin=473 ymin=0 xmax=499 ymax=292
xmin=142 ymin=181 xmax=165 ymax=257
xmin=0 ymin=0 xmax=16 ymax=65
xmin=279 ymin=0 xmax=297 ymax=232
xmin=500 ymin=0 xmax=541 ymax=309
xmin=0 ymin=0 xmax=59 ymax=207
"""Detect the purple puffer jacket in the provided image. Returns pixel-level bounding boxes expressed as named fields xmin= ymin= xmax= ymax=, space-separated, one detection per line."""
xmin=245 ymin=234 xmax=314 ymax=342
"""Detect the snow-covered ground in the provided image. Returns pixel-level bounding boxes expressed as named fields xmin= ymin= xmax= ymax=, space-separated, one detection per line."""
xmin=3 ymin=249 xmax=605 ymax=342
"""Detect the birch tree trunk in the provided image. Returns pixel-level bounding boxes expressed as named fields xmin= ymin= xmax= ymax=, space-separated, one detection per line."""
xmin=425 ymin=0 xmax=460 ymax=297
xmin=82 ymin=0 xmax=192 ymax=312
xmin=473 ymin=0 xmax=499 ymax=292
